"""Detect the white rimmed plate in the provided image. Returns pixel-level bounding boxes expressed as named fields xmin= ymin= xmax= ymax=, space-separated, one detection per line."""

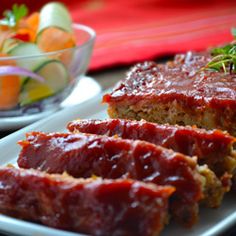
xmin=0 ymin=92 xmax=235 ymax=236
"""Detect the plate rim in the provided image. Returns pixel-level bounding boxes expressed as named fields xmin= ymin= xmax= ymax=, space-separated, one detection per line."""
xmin=0 ymin=89 xmax=235 ymax=236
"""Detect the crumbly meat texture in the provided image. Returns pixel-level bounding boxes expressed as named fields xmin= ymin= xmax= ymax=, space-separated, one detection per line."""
xmin=67 ymin=118 xmax=236 ymax=179
xmin=103 ymin=52 xmax=236 ymax=136
xmin=0 ymin=166 xmax=174 ymax=236
xmin=18 ymin=132 xmax=225 ymax=226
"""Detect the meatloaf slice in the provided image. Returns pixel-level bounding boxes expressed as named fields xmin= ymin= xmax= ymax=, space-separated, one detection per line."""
xmin=103 ymin=52 xmax=236 ymax=136
xmin=67 ymin=118 xmax=236 ymax=180
xmin=0 ymin=166 xmax=174 ymax=236
xmin=18 ymin=132 xmax=226 ymax=226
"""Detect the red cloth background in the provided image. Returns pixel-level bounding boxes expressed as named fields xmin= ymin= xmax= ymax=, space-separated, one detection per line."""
xmin=1 ymin=0 xmax=236 ymax=71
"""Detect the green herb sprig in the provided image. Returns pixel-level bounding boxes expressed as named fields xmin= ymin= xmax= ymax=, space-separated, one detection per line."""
xmin=0 ymin=4 xmax=28 ymax=28
xmin=204 ymin=28 xmax=236 ymax=74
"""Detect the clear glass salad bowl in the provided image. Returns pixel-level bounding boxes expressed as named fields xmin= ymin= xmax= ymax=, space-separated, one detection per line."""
xmin=0 ymin=23 xmax=96 ymax=121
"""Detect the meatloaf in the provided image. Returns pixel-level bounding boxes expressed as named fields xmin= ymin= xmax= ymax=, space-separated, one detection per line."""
xmin=103 ymin=52 xmax=236 ymax=136
xmin=0 ymin=166 xmax=174 ymax=236
xmin=18 ymin=132 xmax=226 ymax=226
xmin=67 ymin=118 xmax=236 ymax=179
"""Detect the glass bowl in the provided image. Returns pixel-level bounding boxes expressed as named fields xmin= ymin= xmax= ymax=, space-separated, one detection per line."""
xmin=0 ymin=23 xmax=96 ymax=120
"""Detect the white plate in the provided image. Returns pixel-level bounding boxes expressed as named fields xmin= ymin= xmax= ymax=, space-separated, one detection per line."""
xmin=0 ymin=76 xmax=101 ymax=131
xmin=0 ymin=92 xmax=235 ymax=236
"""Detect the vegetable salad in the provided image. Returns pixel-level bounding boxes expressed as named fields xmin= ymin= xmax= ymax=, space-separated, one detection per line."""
xmin=0 ymin=2 xmax=76 ymax=109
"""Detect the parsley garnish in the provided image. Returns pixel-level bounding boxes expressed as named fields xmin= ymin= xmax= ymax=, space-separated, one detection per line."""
xmin=204 ymin=28 xmax=236 ymax=74
xmin=0 ymin=4 xmax=28 ymax=28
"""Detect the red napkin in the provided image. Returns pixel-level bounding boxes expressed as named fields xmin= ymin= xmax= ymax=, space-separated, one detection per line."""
xmin=1 ymin=0 xmax=236 ymax=71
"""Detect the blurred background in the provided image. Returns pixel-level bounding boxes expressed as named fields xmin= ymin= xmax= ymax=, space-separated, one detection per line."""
xmin=1 ymin=0 xmax=236 ymax=72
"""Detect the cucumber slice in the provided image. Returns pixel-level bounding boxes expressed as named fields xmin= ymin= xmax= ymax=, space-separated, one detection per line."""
xmin=37 ymin=2 xmax=73 ymax=37
xmin=8 ymin=43 xmax=48 ymax=71
xmin=36 ymin=3 xmax=75 ymax=52
xmin=20 ymin=60 xmax=69 ymax=106
xmin=1 ymin=38 xmax=20 ymax=53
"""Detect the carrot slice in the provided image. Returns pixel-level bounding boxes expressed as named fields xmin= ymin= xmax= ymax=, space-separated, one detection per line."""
xmin=26 ymin=12 xmax=40 ymax=32
xmin=17 ymin=12 xmax=40 ymax=43
xmin=0 ymin=25 xmax=10 ymax=31
xmin=25 ymin=12 xmax=39 ymax=42
xmin=0 ymin=53 xmax=21 ymax=109
xmin=37 ymin=27 xmax=76 ymax=52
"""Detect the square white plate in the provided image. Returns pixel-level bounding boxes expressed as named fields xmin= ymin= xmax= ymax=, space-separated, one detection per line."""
xmin=0 ymin=92 xmax=235 ymax=236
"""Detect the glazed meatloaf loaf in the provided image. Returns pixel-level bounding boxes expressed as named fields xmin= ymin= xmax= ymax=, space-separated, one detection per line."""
xmin=103 ymin=52 xmax=236 ymax=136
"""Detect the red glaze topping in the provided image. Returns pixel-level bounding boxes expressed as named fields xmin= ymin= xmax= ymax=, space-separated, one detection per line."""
xmin=67 ymin=118 xmax=236 ymax=176
xmin=103 ymin=52 xmax=236 ymax=109
xmin=18 ymin=132 xmax=203 ymax=226
xmin=18 ymin=131 xmax=201 ymax=202
xmin=0 ymin=167 xmax=173 ymax=236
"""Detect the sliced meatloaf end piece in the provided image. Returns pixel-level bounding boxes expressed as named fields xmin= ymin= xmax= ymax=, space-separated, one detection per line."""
xmin=103 ymin=52 xmax=236 ymax=136
xmin=0 ymin=166 xmax=174 ymax=236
